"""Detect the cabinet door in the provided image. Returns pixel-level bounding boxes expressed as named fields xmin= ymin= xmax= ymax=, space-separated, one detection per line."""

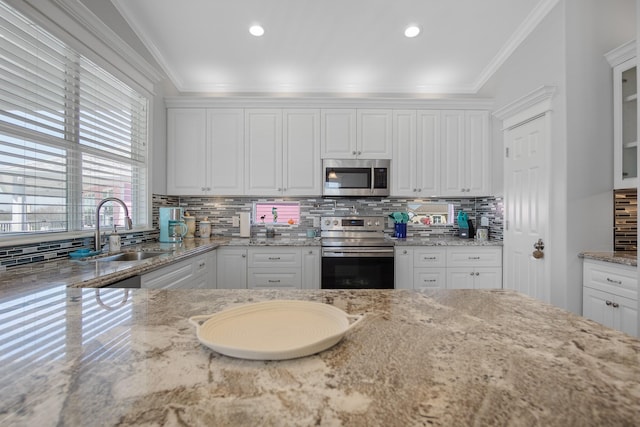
xmin=283 ymin=109 xmax=321 ymax=196
xmin=391 ymin=110 xmax=416 ymax=197
xmin=192 ymin=250 xmax=217 ymax=289
xmin=142 ymin=257 xmax=195 ymax=289
xmin=321 ymin=109 xmax=357 ymax=158
xmin=208 ymin=109 xmax=244 ymax=195
xmin=446 ymin=268 xmax=476 ymax=289
xmin=414 ymin=268 xmax=446 ymax=290
xmin=357 ymin=109 xmax=392 ymax=159
xmin=394 ymin=247 xmax=414 ymax=289
xmin=216 ymin=248 xmax=247 ymax=289
xmin=464 ymin=111 xmax=490 ymax=196
xmin=167 ymin=109 xmax=208 ymax=195
xmin=583 ymin=286 xmax=616 ymax=329
xmin=473 ymin=267 xmax=503 ymax=289
xmin=416 ymin=110 xmax=441 ymax=196
xmin=245 ymin=109 xmax=283 ymax=195
xmin=301 ymin=248 xmax=321 ymax=289
xmin=614 ymin=295 xmax=638 ymax=337
xmin=440 ymin=110 xmax=466 ymax=196
xmin=613 ymin=58 xmax=638 ymax=189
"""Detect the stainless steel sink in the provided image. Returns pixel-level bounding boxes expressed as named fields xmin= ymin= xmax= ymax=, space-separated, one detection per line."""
xmin=97 ymin=251 xmax=171 ymax=262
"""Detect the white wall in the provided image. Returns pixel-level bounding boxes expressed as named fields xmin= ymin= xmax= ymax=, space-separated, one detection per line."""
xmin=479 ymin=0 xmax=635 ymax=313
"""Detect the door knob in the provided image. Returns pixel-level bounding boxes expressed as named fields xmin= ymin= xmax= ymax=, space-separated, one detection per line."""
xmin=533 ymin=239 xmax=544 ymax=259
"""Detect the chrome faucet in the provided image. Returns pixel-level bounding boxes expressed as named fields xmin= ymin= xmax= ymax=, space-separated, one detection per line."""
xmin=95 ymin=197 xmax=132 ymax=251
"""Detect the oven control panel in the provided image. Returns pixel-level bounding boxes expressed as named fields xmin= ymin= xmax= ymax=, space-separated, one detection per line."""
xmin=321 ymin=216 xmax=385 ymax=232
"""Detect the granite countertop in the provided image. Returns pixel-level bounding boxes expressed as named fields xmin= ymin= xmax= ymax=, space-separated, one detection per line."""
xmin=1 ymin=235 xmax=497 ymax=291
xmin=0 ymin=288 xmax=638 ymax=426
xmin=391 ymin=236 xmax=502 ymax=246
xmin=579 ymin=251 xmax=638 ymax=267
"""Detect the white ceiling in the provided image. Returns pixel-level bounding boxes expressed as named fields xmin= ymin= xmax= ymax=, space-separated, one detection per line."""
xmin=112 ymin=0 xmax=557 ymax=95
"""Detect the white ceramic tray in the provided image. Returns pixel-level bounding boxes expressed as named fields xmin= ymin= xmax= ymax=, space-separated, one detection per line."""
xmin=189 ymin=300 xmax=364 ymax=360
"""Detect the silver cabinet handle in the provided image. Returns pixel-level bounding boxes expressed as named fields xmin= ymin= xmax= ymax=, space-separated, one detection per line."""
xmin=475 ymin=272 xmax=480 ymax=276
xmin=352 ymin=151 xmax=357 ymax=155
xmin=612 ymin=302 xmax=620 ymax=308
xmin=468 ymin=256 xmax=481 ymax=260
xmin=402 ymin=250 xmax=408 ymax=255
xmin=469 ymin=272 xmax=474 ymax=276
xmin=242 ymin=254 xmax=246 ymax=258
xmin=424 ymin=279 xmax=436 ymax=283
xmin=605 ymin=300 xmax=612 ymax=306
xmin=268 ymin=279 xmax=281 ymax=283
xmin=424 ymin=256 xmax=436 ymax=260
xmin=268 ymin=257 xmax=281 ymax=260
xmin=606 ymin=277 xmax=623 ymax=285
xmin=198 ymin=262 xmax=206 ymax=268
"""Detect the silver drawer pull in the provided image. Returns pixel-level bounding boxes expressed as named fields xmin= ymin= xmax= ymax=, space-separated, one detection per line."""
xmin=268 ymin=279 xmax=281 ymax=283
xmin=605 ymin=300 xmax=613 ymax=306
xmin=468 ymin=256 xmax=481 ymax=260
xmin=198 ymin=262 xmax=206 ymax=268
xmin=606 ymin=277 xmax=622 ymax=285
xmin=612 ymin=302 xmax=620 ymax=308
xmin=424 ymin=256 xmax=436 ymax=260
xmin=268 ymin=257 xmax=281 ymax=260
xmin=424 ymin=279 xmax=436 ymax=282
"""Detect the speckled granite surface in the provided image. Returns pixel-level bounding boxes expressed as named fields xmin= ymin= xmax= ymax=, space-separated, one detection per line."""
xmin=0 ymin=288 xmax=638 ymax=426
xmin=391 ymin=236 xmax=502 ymax=246
xmin=579 ymin=251 xmax=638 ymax=267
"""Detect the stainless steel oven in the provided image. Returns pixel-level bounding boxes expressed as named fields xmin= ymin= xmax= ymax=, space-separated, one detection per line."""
xmin=321 ymin=216 xmax=394 ymax=289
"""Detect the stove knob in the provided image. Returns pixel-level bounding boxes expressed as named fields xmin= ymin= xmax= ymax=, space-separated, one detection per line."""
xmin=367 ymin=221 xmax=372 ymax=226
xmin=375 ymin=221 xmax=380 ymax=226
xmin=324 ymin=220 xmax=331 ymax=226
xmin=333 ymin=220 xmax=339 ymax=226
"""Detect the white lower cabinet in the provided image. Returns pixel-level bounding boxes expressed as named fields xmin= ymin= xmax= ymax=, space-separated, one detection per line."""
xmin=394 ymin=246 xmax=502 ymax=289
xmin=216 ymin=247 xmax=248 ymax=289
xmin=582 ymin=259 xmax=637 ymax=337
xmin=217 ymin=246 xmax=321 ymax=289
xmin=141 ymin=250 xmax=216 ymax=289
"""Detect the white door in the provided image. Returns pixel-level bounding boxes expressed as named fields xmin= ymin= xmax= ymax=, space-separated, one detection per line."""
xmin=504 ymin=115 xmax=549 ymax=302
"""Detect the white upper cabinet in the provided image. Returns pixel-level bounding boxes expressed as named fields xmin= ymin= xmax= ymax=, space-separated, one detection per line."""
xmin=392 ymin=110 xmax=440 ymax=197
xmin=208 ymin=109 xmax=245 ymax=195
xmin=245 ymin=108 xmax=321 ymax=196
xmin=283 ymin=109 xmax=322 ymax=196
xmin=245 ymin=109 xmax=283 ymax=195
xmin=440 ymin=110 xmax=490 ymax=197
xmin=167 ymin=108 xmax=244 ymax=195
xmin=321 ymin=109 xmax=356 ymax=158
xmin=321 ymin=109 xmax=392 ymax=159
xmin=167 ymin=108 xmax=208 ymax=195
xmin=357 ymin=109 xmax=393 ymax=158
xmin=607 ymin=40 xmax=637 ymax=189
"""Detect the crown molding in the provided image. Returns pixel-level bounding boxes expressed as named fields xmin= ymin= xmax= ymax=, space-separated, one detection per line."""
xmin=493 ymin=86 xmax=556 ymax=129
xmin=473 ymin=0 xmax=561 ymax=92
xmin=604 ymin=39 xmax=636 ymax=67
xmin=165 ymin=96 xmax=495 ymax=110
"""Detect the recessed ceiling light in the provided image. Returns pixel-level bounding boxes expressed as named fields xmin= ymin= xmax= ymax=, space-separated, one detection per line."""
xmin=249 ymin=25 xmax=265 ymax=37
xmin=404 ymin=25 xmax=421 ymax=38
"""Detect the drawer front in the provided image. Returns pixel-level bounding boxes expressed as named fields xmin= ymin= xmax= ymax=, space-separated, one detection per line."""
xmin=413 ymin=268 xmax=446 ymax=289
xmin=447 ymin=247 xmax=502 ymax=267
xmin=413 ymin=248 xmax=446 ymax=268
xmin=247 ymin=268 xmax=301 ymax=288
xmin=248 ymin=248 xmax=301 ymax=268
xmin=142 ymin=259 xmax=194 ymax=289
xmin=584 ymin=260 xmax=637 ymax=299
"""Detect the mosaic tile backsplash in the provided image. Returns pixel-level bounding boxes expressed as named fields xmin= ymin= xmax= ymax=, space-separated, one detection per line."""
xmin=0 ymin=194 xmax=503 ymax=269
xmin=614 ymin=188 xmax=637 ymax=251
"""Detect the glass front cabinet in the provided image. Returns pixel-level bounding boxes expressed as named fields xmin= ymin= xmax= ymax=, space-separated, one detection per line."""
xmin=607 ymin=40 xmax=637 ymax=189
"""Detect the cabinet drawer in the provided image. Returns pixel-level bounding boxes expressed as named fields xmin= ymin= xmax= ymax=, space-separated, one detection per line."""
xmin=413 ymin=248 xmax=446 ymax=268
xmin=247 ymin=268 xmax=301 ymax=288
xmin=583 ymin=260 xmax=637 ymax=300
xmin=447 ymin=247 xmax=502 ymax=267
xmin=142 ymin=258 xmax=194 ymax=289
xmin=247 ymin=248 xmax=301 ymax=267
xmin=413 ymin=268 xmax=446 ymax=289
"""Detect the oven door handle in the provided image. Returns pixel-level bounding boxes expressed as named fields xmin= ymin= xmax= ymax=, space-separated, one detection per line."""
xmin=322 ymin=248 xmax=394 ymax=257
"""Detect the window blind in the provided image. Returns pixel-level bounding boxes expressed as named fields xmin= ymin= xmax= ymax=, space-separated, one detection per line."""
xmin=0 ymin=1 xmax=148 ymax=235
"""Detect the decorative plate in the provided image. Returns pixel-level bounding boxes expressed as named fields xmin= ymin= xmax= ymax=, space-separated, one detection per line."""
xmin=189 ymin=300 xmax=364 ymax=360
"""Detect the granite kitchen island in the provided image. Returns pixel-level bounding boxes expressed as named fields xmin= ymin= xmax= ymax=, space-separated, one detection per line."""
xmin=1 ymin=287 xmax=639 ymax=426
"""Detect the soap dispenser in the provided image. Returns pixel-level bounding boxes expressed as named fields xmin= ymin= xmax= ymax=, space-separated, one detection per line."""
xmin=109 ymin=225 xmax=121 ymax=253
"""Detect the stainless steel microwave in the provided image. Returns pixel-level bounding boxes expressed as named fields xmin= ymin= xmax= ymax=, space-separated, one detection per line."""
xmin=322 ymin=159 xmax=390 ymax=197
